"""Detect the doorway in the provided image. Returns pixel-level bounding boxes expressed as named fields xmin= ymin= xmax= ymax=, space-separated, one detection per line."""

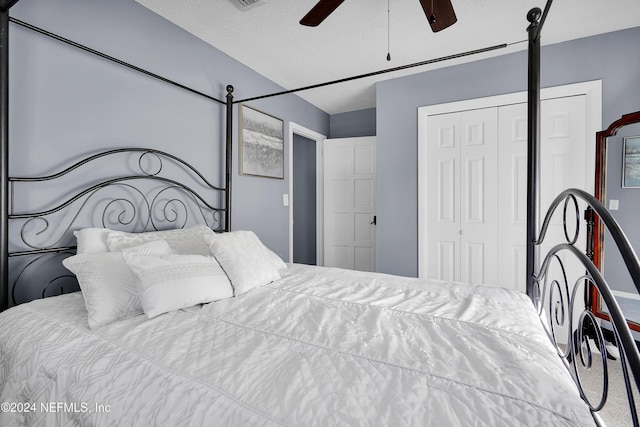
xmin=293 ymin=133 xmax=317 ymax=265
xmin=288 ymin=122 xmax=326 ymax=265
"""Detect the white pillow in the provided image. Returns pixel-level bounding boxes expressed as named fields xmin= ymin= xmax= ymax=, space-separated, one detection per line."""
xmin=107 ymin=224 xmax=215 ymax=255
xmin=123 ymin=253 xmax=233 ymax=318
xmin=203 ymin=230 xmax=284 ymax=296
xmin=62 ymin=240 xmax=172 ymax=329
xmin=74 ymin=228 xmax=121 ymax=254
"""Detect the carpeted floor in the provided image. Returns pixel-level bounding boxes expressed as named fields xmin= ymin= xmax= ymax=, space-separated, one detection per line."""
xmin=576 ymin=349 xmax=639 ymax=426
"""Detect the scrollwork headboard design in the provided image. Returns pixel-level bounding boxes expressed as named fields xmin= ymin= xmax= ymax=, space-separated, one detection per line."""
xmin=7 ymin=148 xmax=228 ymax=307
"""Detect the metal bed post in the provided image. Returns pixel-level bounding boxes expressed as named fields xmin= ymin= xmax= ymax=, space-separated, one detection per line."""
xmin=225 ymin=85 xmax=233 ymax=232
xmin=0 ymin=0 xmax=19 ymax=311
xmin=526 ymin=7 xmax=541 ymax=299
xmin=526 ymin=0 xmax=552 ymax=299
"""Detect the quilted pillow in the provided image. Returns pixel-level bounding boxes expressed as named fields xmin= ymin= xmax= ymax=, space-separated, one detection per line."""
xmin=62 ymin=240 xmax=172 ymax=329
xmin=123 ymin=253 xmax=233 ymax=318
xmin=106 ymin=224 xmax=215 ymax=255
xmin=203 ymin=230 xmax=285 ymax=296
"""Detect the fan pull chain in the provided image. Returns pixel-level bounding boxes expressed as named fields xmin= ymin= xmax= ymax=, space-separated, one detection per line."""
xmin=386 ymin=0 xmax=391 ymax=61
xmin=429 ymin=0 xmax=437 ymax=24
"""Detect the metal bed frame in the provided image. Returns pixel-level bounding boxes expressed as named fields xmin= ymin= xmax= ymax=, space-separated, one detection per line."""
xmin=2 ymin=0 xmax=640 ymax=424
xmin=6 ymin=147 xmax=232 ymax=305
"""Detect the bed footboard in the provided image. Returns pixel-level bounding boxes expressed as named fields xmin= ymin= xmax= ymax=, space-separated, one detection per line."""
xmin=533 ymin=188 xmax=640 ymax=424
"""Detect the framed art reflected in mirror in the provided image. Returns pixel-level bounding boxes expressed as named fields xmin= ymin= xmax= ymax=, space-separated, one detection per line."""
xmin=623 ymin=136 xmax=640 ymax=188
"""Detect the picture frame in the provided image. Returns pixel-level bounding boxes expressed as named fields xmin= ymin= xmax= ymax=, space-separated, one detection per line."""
xmin=623 ymin=136 xmax=640 ymax=188
xmin=239 ymin=104 xmax=284 ymax=179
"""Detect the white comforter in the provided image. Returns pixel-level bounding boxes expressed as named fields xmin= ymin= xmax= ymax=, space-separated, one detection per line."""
xmin=0 ymin=264 xmax=594 ymax=426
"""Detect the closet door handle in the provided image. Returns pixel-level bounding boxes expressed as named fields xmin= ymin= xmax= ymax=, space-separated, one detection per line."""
xmin=370 ymin=216 xmax=377 ymax=225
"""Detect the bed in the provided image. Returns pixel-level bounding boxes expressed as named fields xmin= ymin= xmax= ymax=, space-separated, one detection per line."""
xmin=1 ymin=1 xmax=640 ymax=426
xmin=1 ymin=263 xmax=597 ymax=426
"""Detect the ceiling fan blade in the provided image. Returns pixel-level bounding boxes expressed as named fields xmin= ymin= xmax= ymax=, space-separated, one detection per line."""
xmin=418 ymin=0 xmax=457 ymax=32
xmin=300 ymin=0 xmax=346 ymax=26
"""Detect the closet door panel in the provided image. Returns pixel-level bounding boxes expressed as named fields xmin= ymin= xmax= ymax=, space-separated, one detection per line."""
xmin=459 ymin=109 xmax=498 ymax=285
xmin=497 ymin=95 xmax=587 ymax=292
xmin=498 ymin=104 xmax=528 ymax=290
xmin=426 ymin=113 xmax=460 ymax=281
xmin=538 ymin=96 xmax=588 ymax=289
xmin=426 ymin=108 xmax=498 ymax=284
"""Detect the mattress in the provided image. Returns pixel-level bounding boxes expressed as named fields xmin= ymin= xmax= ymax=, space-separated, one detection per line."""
xmin=0 ymin=263 xmax=595 ymax=426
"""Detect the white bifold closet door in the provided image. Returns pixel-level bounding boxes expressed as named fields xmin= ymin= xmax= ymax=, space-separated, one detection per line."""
xmin=425 ymin=95 xmax=586 ymax=291
xmin=426 ymin=108 xmax=499 ymax=285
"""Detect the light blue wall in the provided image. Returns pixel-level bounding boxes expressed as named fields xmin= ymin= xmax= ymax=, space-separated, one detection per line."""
xmin=375 ymin=26 xmax=640 ymax=280
xmin=9 ymin=0 xmax=329 ymax=261
xmin=329 ymin=108 xmax=376 ymax=138
xmin=292 ymin=134 xmax=317 ymax=265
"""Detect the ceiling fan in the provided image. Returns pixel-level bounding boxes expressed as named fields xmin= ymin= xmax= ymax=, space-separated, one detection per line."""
xmin=300 ymin=0 xmax=457 ymax=32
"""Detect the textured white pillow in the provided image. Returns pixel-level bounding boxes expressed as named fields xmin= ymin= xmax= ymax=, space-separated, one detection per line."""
xmin=123 ymin=253 xmax=233 ymax=318
xmin=107 ymin=224 xmax=215 ymax=255
xmin=74 ymin=228 xmax=122 ymax=254
xmin=203 ymin=230 xmax=283 ymax=296
xmin=62 ymin=240 xmax=172 ymax=329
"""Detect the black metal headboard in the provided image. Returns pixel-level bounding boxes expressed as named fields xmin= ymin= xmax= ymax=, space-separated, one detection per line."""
xmin=7 ymin=148 xmax=227 ymax=307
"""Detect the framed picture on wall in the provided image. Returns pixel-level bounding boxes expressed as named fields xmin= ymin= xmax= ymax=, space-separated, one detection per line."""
xmin=623 ymin=136 xmax=640 ymax=188
xmin=239 ymin=104 xmax=284 ymax=179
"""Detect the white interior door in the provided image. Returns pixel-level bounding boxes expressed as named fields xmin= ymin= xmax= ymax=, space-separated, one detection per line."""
xmin=426 ymin=108 xmax=498 ymax=284
xmin=498 ymin=95 xmax=587 ymax=292
xmin=324 ymin=137 xmax=376 ymax=271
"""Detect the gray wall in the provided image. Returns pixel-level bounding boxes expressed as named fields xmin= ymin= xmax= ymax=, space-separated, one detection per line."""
xmin=9 ymin=0 xmax=329 ymax=261
xmin=375 ymin=26 xmax=640 ymax=282
xmin=329 ymin=107 xmax=376 ymax=138
xmin=292 ymin=134 xmax=317 ymax=265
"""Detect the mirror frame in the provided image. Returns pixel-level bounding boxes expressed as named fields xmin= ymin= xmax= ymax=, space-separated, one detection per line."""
xmin=591 ymin=111 xmax=640 ymax=331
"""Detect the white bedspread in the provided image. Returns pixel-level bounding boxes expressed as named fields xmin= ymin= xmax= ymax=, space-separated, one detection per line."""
xmin=0 ymin=264 xmax=595 ymax=426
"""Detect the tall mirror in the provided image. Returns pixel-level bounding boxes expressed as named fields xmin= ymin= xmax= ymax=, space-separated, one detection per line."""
xmin=591 ymin=111 xmax=640 ymax=331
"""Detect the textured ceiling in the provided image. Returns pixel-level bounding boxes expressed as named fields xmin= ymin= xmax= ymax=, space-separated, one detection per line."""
xmin=135 ymin=0 xmax=640 ymax=114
